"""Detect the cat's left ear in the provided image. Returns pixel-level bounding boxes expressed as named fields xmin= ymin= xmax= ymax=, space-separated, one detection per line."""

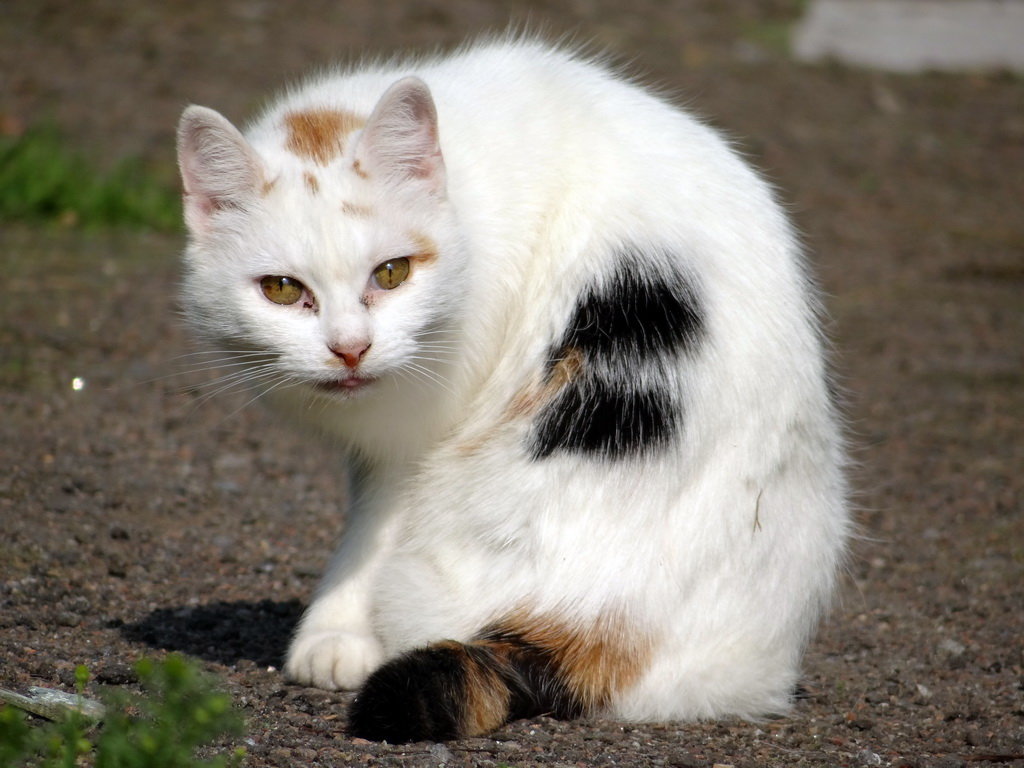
xmin=354 ymin=77 xmax=446 ymax=195
xmin=177 ymin=105 xmax=265 ymax=234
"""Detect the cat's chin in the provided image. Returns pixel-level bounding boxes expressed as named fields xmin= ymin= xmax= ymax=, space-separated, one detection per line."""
xmin=313 ymin=375 xmax=378 ymax=398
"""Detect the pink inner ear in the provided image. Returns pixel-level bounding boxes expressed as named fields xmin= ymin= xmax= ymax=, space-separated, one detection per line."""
xmin=177 ymin=105 xmax=263 ymax=232
xmin=400 ymin=87 xmax=442 ymax=177
xmin=406 ymin=139 xmax=443 ymax=180
xmin=179 ymin=145 xmax=222 ymax=233
xmin=357 ymin=77 xmax=447 ymax=192
xmin=184 ymin=188 xmax=217 ymax=218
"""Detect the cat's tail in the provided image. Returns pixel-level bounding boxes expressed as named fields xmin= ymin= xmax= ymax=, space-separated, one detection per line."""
xmin=347 ymin=611 xmax=647 ymax=743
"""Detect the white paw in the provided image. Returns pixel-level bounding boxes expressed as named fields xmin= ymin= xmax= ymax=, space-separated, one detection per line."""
xmin=284 ymin=630 xmax=385 ymax=690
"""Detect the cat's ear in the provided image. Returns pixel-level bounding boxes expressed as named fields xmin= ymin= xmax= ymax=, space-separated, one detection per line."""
xmin=354 ymin=77 xmax=446 ymax=195
xmin=177 ymin=106 xmax=264 ymax=233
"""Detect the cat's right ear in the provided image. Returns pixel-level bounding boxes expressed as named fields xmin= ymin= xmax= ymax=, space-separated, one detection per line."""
xmin=354 ymin=77 xmax=446 ymax=196
xmin=177 ymin=106 xmax=263 ymax=234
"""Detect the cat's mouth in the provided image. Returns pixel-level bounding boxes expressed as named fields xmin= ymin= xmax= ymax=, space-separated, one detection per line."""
xmin=315 ymin=375 xmax=377 ymax=395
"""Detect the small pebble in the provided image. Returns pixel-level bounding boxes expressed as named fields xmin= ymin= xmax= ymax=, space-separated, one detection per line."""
xmin=429 ymin=743 xmax=455 ymax=764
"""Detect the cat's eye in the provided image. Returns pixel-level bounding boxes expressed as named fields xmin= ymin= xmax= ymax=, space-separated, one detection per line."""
xmin=260 ymin=275 xmax=305 ymax=305
xmin=372 ymin=257 xmax=411 ymax=290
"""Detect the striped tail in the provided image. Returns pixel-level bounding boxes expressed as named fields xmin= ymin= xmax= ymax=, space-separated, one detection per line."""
xmin=347 ymin=611 xmax=646 ymax=743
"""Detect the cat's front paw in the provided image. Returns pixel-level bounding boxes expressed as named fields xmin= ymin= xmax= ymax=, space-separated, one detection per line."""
xmin=284 ymin=631 xmax=385 ymax=690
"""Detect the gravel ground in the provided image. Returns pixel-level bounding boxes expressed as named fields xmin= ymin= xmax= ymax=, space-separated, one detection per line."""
xmin=1 ymin=2 xmax=1022 ymax=766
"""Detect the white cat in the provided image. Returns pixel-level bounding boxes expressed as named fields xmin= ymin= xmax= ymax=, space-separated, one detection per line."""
xmin=176 ymin=37 xmax=848 ymax=742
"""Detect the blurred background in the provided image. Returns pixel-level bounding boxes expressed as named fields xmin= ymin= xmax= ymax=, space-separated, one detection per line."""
xmin=1 ymin=1 xmax=1022 ymax=765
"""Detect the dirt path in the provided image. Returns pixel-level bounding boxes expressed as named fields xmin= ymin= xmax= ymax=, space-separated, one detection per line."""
xmin=2 ymin=2 xmax=1022 ymax=766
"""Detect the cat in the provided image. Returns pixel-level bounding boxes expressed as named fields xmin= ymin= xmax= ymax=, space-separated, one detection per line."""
xmin=176 ymin=37 xmax=849 ymax=743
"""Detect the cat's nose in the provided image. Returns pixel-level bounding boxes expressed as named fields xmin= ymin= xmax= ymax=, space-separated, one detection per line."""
xmin=329 ymin=341 xmax=371 ymax=369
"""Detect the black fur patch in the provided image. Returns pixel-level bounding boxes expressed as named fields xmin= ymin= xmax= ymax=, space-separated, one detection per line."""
xmin=348 ymin=631 xmax=584 ymax=742
xmin=550 ymin=259 xmax=703 ymax=362
xmin=530 ymin=250 xmax=704 ymax=460
xmin=348 ymin=645 xmax=467 ymax=743
xmin=531 ymin=379 xmax=677 ymax=460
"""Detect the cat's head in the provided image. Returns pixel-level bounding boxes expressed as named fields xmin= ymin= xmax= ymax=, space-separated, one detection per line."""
xmin=176 ymin=77 xmax=465 ymax=407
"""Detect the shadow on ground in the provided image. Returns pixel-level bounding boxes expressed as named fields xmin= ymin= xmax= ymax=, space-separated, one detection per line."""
xmin=121 ymin=599 xmax=304 ymax=669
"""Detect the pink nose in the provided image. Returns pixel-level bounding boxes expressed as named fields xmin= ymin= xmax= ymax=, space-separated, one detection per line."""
xmin=329 ymin=342 xmax=371 ymax=369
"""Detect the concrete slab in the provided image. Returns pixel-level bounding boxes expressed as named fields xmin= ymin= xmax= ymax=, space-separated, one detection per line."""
xmin=792 ymin=0 xmax=1024 ymax=73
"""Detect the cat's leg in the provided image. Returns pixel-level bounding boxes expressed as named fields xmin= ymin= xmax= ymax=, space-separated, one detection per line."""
xmin=284 ymin=501 xmax=397 ymax=690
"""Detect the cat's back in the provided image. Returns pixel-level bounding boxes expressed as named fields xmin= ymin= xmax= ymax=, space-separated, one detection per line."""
xmin=247 ymin=39 xmax=734 ymax=184
xmin=255 ymin=40 xmax=634 ymax=123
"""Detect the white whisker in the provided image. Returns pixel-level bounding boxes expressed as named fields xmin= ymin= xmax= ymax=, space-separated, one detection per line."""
xmin=391 ymin=366 xmax=432 ymax=395
xmin=402 ymin=361 xmax=454 ymax=395
xmin=224 ymin=375 xmax=302 ymax=419
xmin=187 ymin=365 xmax=284 ymax=409
xmin=148 ymin=358 xmax=277 ymax=386
xmin=170 ymin=349 xmax=275 ymax=361
xmin=413 ymin=344 xmax=458 ymax=356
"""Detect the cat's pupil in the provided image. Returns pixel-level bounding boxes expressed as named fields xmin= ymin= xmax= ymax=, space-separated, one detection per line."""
xmin=260 ymin=275 xmax=304 ymax=305
xmin=372 ymin=258 xmax=410 ymax=290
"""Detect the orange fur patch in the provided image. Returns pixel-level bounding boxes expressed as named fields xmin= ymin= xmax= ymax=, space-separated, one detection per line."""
xmin=303 ymin=171 xmax=320 ymax=194
xmin=341 ymin=201 xmax=374 ymax=217
xmin=435 ymin=642 xmax=511 ymax=736
xmin=284 ymin=108 xmax=365 ymax=165
xmin=261 ymin=177 xmax=277 ymax=197
xmin=505 ymin=347 xmax=584 ymax=420
xmin=456 ymin=347 xmax=585 ymax=456
xmin=408 ymin=232 xmax=439 ymax=264
xmin=481 ymin=608 xmax=650 ymax=714
xmin=352 ymin=158 xmax=370 ymax=180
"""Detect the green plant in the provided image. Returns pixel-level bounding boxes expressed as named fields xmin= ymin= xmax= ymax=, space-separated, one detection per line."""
xmin=0 ymin=656 xmax=246 ymax=768
xmin=0 ymin=124 xmax=181 ymax=231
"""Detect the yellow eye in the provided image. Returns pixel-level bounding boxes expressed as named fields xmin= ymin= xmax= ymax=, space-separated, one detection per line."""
xmin=260 ymin=275 xmax=305 ymax=305
xmin=372 ymin=257 xmax=410 ymax=290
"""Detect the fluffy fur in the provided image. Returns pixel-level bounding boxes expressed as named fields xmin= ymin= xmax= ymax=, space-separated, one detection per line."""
xmin=176 ymin=38 xmax=848 ymax=742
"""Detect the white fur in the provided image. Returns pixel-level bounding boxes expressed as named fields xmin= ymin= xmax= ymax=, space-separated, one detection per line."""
xmin=178 ymin=38 xmax=848 ymax=721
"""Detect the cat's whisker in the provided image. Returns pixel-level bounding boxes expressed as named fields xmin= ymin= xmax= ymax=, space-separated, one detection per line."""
xmin=189 ymin=368 xmax=292 ymax=417
xmin=188 ymin=361 xmax=281 ymax=387
xmin=405 ymin=354 xmax=456 ymax=372
xmin=409 ymin=332 xmax=457 ymax=344
xmin=170 ymin=349 xmax=276 ymax=360
xmin=224 ymin=375 xmax=302 ymax=419
xmin=390 ymin=365 xmax=435 ymax=396
xmin=174 ymin=351 xmax=278 ymax=370
xmin=412 ymin=327 xmax=455 ymax=339
xmin=185 ymin=365 xmax=285 ymax=409
xmin=412 ymin=344 xmax=458 ymax=357
xmin=407 ymin=350 xmax=452 ymax=360
xmin=412 ymin=338 xmax=457 ymax=347
xmin=186 ymin=379 xmax=273 ymax=413
xmin=402 ymin=361 xmax=454 ymax=395
xmin=179 ymin=362 xmax=275 ymax=379
xmin=152 ymin=358 xmax=278 ymax=386
xmin=178 ymin=355 xmax=276 ymax=366
xmin=405 ymin=360 xmax=454 ymax=380
xmin=304 ymin=388 xmax=335 ymax=417
xmin=127 ymin=351 xmax=278 ymax=390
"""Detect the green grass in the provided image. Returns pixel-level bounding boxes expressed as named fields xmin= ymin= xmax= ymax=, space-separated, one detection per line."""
xmin=738 ymin=1 xmax=810 ymax=55
xmin=0 ymin=656 xmax=245 ymax=768
xmin=0 ymin=124 xmax=181 ymax=231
